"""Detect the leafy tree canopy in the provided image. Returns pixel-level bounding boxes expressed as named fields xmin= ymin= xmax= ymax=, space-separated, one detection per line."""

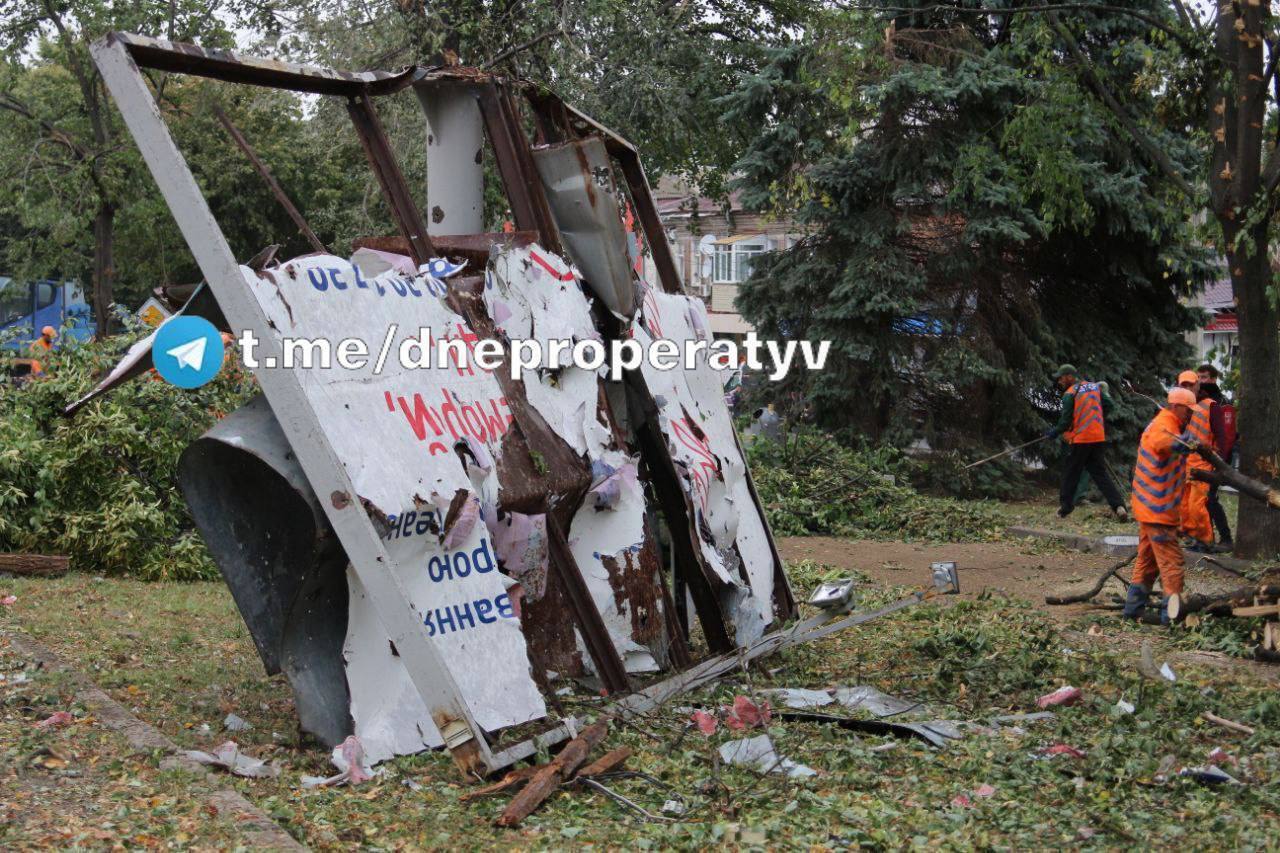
xmin=726 ymin=2 xmax=1214 ymax=455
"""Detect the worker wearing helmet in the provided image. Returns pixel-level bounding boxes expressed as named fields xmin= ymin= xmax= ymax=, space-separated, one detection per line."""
xmin=1176 ymin=370 xmax=1224 ymax=552
xmin=1044 ymin=364 xmax=1128 ymax=521
xmin=1123 ymin=387 xmax=1198 ymax=622
xmin=32 ymin=325 xmax=56 ymax=351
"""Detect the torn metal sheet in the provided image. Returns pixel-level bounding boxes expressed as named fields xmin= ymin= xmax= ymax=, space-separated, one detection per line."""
xmin=761 ymin=688 xmax=836 ymax=710
xmin=633 ymin=283 xmax=782 ymax=645
xmin=183 ymin=741 xmax=279 ymax=778
xmin=719 ymin=734 xmax=816 ymax=778
xmin=531 ymin=136 xmax=637 ymax=318
xmin=485 ymin=244 xmax=668 ymax=673
xmin=240 ymin=252 xmax=547 ymax=764
xmin=833 ymin=686 xmax=923 ymax=718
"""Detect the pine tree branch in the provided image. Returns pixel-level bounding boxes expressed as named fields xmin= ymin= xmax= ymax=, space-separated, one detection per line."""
xmin=1048 ymin=11 xmax=1198 ymax=200
xmin=853 ymin=4 xmax=1200 ymax=52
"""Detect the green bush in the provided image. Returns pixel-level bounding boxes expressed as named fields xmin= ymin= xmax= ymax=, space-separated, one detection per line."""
xmin=746 ymin=428 xmax=1005 ymax=541
xmin=0 ymin=330 xmax=255 ymax=580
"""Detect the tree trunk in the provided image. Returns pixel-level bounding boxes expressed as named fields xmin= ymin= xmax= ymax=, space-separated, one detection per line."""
xmin=92 ymin=202 xmax=115 ymax=336
xmin=1230 ymin=222 xmax=1280 ymax=558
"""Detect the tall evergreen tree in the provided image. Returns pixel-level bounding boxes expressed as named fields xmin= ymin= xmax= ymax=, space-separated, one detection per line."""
xmin=725 ymin=4 xmax=1211 ymax=458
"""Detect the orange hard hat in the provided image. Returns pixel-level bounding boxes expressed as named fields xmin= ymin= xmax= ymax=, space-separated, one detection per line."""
xmin=1168 ymin=387 xmax=1196 ymax=407
xmin=1177 ymin=370 xmax=1198 ymax=385
xmin=41 ymin=325 xmax=56 ymax=339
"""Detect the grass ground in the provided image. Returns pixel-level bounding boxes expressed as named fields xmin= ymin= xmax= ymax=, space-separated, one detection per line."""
xmin=4 ymin=546 xmax=1280 ymax=849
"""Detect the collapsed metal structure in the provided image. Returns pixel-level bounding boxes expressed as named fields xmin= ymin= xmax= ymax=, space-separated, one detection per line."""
xmin=89 ymin=32 xmax=803 ymax=777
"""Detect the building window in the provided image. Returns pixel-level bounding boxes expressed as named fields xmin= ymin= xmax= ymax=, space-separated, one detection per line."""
xmin=713 ymin=237 xmax=768 ymax=283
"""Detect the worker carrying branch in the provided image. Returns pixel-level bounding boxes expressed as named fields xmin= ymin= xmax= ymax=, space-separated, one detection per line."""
xmin=1124 ymin=386 xmax=1197 ymax=624
xmin=1176 ymin=370 xmax=1228 ymax=553
xmin=1044 ymin=364 xmax=1128 ymax=521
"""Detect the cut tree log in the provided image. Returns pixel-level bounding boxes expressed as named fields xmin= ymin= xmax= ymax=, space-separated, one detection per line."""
xmin=1232 ymin=603 xmax=1280 ymax=618
xmin=495 ymin=719 xmax=609 ymax=827
xmin=1188 ymin=444 xmax=1280 ymax=509
xmin=0 ymin=553 xmax=69 ymax=577
xmin=1167 ymin=584 xmax=1280 ymax=622
xmin=1045 ymin=556 xmax=1135 ymax=605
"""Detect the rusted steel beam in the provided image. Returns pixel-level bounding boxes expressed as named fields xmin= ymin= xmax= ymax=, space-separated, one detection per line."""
xmin=624 ymin=373 xmax=733 ymax=653
xmin=110 ymin=31 xmax=419 ymax=96
xmin=213 ymin=107 xmax=327 ymax=256
xmin=345 ymin=94 xmax=437 ymax=265
xmin=473 ymin=81 xmax=562 ymax=254
xmin=546 ymin=519 xmax=631 ymax=694
xmin=496 ymin=719 xmax=609 ymax=827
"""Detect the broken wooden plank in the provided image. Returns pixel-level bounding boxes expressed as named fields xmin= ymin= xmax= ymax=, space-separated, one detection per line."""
xmin=0 ymin=554 xmax=69 ymax=577
xmin=576 ymin=746 xmax=632 ymax=778
xmin=495 ymin=720 xmax=609 ymax=827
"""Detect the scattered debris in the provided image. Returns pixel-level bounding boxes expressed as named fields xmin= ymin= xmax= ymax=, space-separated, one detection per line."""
xmin=724 ymin=696 xmax=772 ymax=731
xmin=302 ymin=735 xmax=378 ymax=788
xmin=33 ymin=711 xmax=74 ymax=730
xmin=834 ymin=686 xmax=922 ymax=717
xmin=1039 ymin=744 xmax=1087 ymax=759
xmin=223 ymin=712 xmax=252 ymax=732
xmin=718 ymin=735 xmax=817 ymax=778
xmin=1206 ymin=747 xmax=1237 ymax=767
xmin=1202 ymin=712 xmax=1256 ymax=736
xmin=776 ymin=710 xmax=964 ymax=748
xmin=1036 ymin=686 xmax=1082 ymax=709
xmin=808 ymin=579 xmax=856 ymax=610
xmin=1 ymin=594 xmax=16 ymax=606
xmin=762 ymin=688 xmax=836 ymax=709
xmin=496 ymin=720 xmax=610 ymax=827
xmin=1179 ymin=765 xmax=1240 ymax=785
xmin=183 ymin=741 xmax=279 ymax=779
xmin=1159 ymin=663 xmax=1176 ymax=682
xmin=691 ymin=710 xmax=718 ymax=735
xmin=1116 ymin=699 xmax=1136 ymax=714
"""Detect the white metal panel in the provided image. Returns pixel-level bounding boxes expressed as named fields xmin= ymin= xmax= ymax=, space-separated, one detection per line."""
xmin=90 ymin=34 xmax=499 ymax=770
xmin=634 ymin=283 xmax=775 ymax=645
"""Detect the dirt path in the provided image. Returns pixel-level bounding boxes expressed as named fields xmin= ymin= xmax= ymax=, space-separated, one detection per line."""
xmin=780 ymin=535 xmax=1280 ymax=684
xmin=780 ymin=536 xmax=1129 ymax=605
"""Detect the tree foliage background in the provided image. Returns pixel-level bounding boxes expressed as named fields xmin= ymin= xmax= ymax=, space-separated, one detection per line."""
xmin=727 ymin=1 xmax=1214 ymax=460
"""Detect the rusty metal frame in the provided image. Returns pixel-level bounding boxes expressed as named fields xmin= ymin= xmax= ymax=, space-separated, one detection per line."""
xmin=213 ymin=107 xmax=328 ymax=256
xmin=345 ymin=94 xmax=438 ymax=264
xmin=91 ymin=31 xmax=496 ymax=777
xmin=92 ymin=31 xmax=806 ymax=775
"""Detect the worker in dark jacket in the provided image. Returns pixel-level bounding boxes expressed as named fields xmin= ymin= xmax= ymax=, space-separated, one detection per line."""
xmin=1045 ymin=364 xmax=1129 ymax=521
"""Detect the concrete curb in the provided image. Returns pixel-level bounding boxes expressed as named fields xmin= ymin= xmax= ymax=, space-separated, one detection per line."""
xmin=3 ymin=629 xmax=307 ymax=851
xmin=1005 ymin=525 xmax=1258 ymax=575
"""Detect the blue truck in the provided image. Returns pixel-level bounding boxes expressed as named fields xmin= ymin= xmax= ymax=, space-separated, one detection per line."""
xmin=1 ymin=276 xmax=96 ymax=378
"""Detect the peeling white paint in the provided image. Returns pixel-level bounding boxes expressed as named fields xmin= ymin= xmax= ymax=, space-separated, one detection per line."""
xmin=485 ymin=245 xmax=666 ymax=672
xmin=634 ymin=283 xmax=776 ymax=646
xmin=240 ymin=253 xmax=545 ymax=765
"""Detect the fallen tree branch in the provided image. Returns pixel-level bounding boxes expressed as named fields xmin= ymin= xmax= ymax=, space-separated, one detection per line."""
xmin=1188 ymin=444 xmax=1280 ymax=509
xmin=1202 ymin=711 xmax=1256 ymax=736
xmin=1045 ymin=556 xmax=1134 ymax=605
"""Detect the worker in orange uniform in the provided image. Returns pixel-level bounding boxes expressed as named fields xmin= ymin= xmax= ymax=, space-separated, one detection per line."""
xmin=1176 ymin=370 xmax=1225 ymax=552
xmin=24 ymin=325 xmax=56 ymax=376
xmin=1044 ymin=364 xmax=1128 ymax=520
xmin=1123 ymin=387 xmax=1197 ymax=623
